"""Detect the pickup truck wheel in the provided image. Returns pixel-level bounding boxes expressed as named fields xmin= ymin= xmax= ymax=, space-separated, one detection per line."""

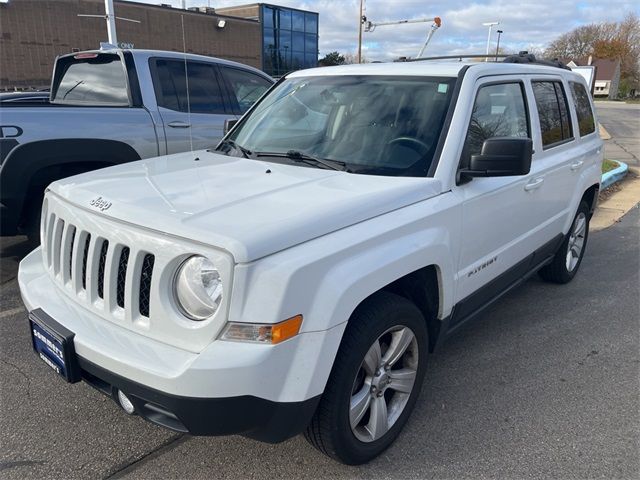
xmin=539 ymin=200 xmax=590 ymax=284
xmin=304 ymin=291 xmax=428 ymax=465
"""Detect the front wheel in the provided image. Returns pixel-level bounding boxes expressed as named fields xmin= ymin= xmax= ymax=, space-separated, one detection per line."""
xmin=304 ymin=292 xmax=428 ymax=464
xmin=539 ymin=200 xmax=590 ymax=284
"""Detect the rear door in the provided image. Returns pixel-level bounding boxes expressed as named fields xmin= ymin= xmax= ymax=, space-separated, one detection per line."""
xmin=150 ymin=58 xmax=234 ymax=154
xmin=218 ymin=66 xmax=273 ymax=115
xmin=527 ymin=77 xmax=578 ymax=244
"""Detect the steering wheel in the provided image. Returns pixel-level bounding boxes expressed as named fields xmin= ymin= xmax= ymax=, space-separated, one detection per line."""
xmin=385 ymin=137 xmax=430 ymax=155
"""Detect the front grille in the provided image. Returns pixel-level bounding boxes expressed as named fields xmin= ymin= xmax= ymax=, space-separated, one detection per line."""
xmin=44 ymin=212 xmax=154 ymax=319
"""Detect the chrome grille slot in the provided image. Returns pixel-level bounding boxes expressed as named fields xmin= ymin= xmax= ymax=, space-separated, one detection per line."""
xmin=61 ymin=224 xmax=76 ymax=284
xmin=81 ymin=234 xmax=91 ymax=290
xmin=45 ymin=212 xmax=57 ymax=268
xmin=51 ymin=218 xmax=65 ymax=276
xmin=116 ymin=247 xmax=130 ymax=309
xmin=139 ymin=254 xmax=155 ymax=318
xmin=97 ymin=240 xmax=109 ymax=299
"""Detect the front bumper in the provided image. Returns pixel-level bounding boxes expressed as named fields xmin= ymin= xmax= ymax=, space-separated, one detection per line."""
xmin=79 ymin=355 xmax=319 ymax=442
xmin=19 ymin=248 xmax=344 ymax=441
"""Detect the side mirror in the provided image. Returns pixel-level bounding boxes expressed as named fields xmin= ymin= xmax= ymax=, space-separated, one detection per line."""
xmin=224 ymin=118 xmax=239 ymax=135
xmin=460 ymin=137 xmax=532 ymax=180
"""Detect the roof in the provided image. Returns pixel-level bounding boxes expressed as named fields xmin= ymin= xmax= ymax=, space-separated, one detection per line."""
xmin=59 ymin=49 xmax=271 ymax=80
xmin=287 ymin=61 xmax=586 ymax=80
xmin=563 ymin=57 xmax=620 ymax=81
xmin=592 ymin=59 xmax=620 ymax=81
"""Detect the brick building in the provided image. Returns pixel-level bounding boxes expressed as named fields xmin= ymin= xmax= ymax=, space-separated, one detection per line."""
xmin=0 ymin=0 xmax=318 ymax=90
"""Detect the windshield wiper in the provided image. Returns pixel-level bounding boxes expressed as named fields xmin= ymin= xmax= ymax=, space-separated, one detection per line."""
xmin=255 ymin=150 xmax=348 ymax=172
xmin=215 ymin=139 xmax=252 ymax=159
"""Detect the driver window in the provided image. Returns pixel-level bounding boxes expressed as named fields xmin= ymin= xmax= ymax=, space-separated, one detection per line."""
xmin=461 ymin=82 xmax=529 ymax=168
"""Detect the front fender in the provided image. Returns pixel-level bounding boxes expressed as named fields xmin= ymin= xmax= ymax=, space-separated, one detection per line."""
xmin=228 ymin=192 xmax=461 ymax=399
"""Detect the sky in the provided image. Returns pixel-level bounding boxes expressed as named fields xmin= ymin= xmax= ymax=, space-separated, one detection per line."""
xmin=130 ymin=0 xmax=640 ymax=61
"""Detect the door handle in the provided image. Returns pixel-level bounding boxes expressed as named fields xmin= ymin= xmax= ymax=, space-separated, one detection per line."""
xmin=570 ymin=160 xmax=584 ymax=171
xmin=167 ymin=121 xmax=191 ymax=128
xmin=524 ymin=177 xmax=544 ymax=191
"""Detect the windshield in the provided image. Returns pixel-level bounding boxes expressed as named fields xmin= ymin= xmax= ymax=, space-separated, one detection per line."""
xmin=222 ymin=75 xmax=456 ymax=176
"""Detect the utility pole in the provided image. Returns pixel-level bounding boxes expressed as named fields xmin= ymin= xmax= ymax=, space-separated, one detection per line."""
xmin=357 ymin=0 xmax=364 ymax=64
xmin=77 ymin=0 xmax=140 ymax=47
xmin=482 ymin=21 xmax=499 ymax=62
xmin=105 ymin=0 xmax=117 ymax=44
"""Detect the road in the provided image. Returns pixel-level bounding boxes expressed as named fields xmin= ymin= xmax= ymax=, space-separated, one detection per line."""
xmin=1 ymin=105 xmax=638 ymax=480
xmin=596 ymin=102 xmax=640 ymax=168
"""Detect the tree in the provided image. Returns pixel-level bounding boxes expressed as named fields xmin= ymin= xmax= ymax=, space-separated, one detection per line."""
xmin=318 ymin=51 xmax=345 ymax=66
xmin=545 ymin=12 xmax=640 ymax=91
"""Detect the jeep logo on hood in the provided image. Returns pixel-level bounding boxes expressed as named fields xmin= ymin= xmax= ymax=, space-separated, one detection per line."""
xmin=89 ymin=196 xmax=112 ymax=212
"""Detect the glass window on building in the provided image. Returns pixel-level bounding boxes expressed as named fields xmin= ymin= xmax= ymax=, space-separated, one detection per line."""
xmin=264 ymin=28 xmax=275 ymax=51
xmin=292 ymin=50 xmax=305 ymax=70
xmin=305 ymin=12 xmax=318 ymax=33
xmin=279 ymin=29 xmax=292 ymax=50
xmin=261 ymin=5 xmax=318 ymax=76
xmin=292 ymin=10 xmax=305 ymax=31
xmin=263 ymin=6 xmax=274 ymax=28
xmin=279 ymin=8 xmax=291 ymax=30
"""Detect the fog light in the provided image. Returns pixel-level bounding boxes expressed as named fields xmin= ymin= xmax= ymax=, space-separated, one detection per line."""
xmin=117 ymin=390 xmax=135 ymax=415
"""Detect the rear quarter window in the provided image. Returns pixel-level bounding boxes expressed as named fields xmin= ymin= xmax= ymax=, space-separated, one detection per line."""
xmin=569 ymin=82 xmax=596 ymax=136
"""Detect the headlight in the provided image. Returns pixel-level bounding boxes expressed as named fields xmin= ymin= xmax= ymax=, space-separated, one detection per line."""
xmin=174 ymin=256 xmax=223 ymax=321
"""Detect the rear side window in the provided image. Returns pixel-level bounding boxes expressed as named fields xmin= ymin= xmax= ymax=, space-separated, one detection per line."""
xmin=151 ymin=59 xmax=225 ymax=114
xmin=220 ymin=66 xmax=272 ymax=113
xmin=52 ymin=54 xmax=129 ymax=105
xmin=461 ymin=82 xmax=529 ymax=167
xmin=569 ymin=82 xmax=596 ymax=136
xmin=532 ymin=81 xmax=574 ymax=148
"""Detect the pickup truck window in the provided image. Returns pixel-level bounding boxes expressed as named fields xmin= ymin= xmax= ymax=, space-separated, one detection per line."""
xmin=52 ymin=54 xmax=129 ymax=106
xmin=151 ymin=59 xmax=226 ymax=114
xmin=569 ymin=82 xmax=596 ymax=136
xmin=532 ymin=81 xmax=574 ymax=148
xmin=220 ymin=67 xmax=272 ymax=113
xmin=461 ymin=82 xmax=529 ymax=168
xmin=227 ymin=75 xmax=456 ymax=177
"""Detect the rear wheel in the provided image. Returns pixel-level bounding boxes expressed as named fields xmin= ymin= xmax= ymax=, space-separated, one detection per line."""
xmin=304 ymin=291 xmax=428 ymax=465
xmin=539 ymin=200 xmax=590 ymax=284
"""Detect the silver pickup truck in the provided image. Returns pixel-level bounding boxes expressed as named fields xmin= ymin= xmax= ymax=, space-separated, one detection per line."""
xmin=0 ymin=48 xmax=273 ymax=241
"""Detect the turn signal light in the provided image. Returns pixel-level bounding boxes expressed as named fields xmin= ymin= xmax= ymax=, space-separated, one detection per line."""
xmin=221 ymin=315 xmax=303 ymax=344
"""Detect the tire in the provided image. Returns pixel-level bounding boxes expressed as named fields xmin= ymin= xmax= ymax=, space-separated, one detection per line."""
xmin=539 ymin=200 xmax=590 ymax=284
xmin=304 ymin=291 xmax=428 ymax=465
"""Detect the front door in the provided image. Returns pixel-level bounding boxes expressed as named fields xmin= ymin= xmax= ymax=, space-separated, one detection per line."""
xmin=454 ymin=77 xmax=540 ymax=314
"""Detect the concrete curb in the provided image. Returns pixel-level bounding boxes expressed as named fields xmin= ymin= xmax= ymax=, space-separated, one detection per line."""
xmin=599 ymin=123 xmax=612 ymax=140
xmin=601 ymin=160 xmax=628 ymax=190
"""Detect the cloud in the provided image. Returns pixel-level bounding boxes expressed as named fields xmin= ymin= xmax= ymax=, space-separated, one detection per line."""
xmin=128 ymin=0 xmax=640 ymax=60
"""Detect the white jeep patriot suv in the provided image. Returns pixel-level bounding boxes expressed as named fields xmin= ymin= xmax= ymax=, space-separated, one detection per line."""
xmin=19 ymin=57 xmax=602 ymax=464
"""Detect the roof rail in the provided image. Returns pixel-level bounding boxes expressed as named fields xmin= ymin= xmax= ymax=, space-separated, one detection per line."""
xmin=396 ymin=54 xmax=509 ymax=62
xmin=397 ymin=51 xmax=571 ymax=70
xmin=502 ymin=52 xmax=571 ymax=70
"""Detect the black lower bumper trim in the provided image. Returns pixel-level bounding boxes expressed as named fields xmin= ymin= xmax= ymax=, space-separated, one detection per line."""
xmin=78 ymin=357 xmax=320 ymax=443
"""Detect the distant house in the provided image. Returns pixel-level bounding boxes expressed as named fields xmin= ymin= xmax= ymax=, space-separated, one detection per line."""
xmin=566 ymin=57 xmax=621 ymax=99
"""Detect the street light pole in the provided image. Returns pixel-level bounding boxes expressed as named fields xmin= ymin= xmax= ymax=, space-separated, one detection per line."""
xmin=495 ymin=30 xmax=503 ymax=61
xmin=482 ymin=21 xmax=499 ymax=62
xmin=357 ymin=0 xmax=364 ymax=64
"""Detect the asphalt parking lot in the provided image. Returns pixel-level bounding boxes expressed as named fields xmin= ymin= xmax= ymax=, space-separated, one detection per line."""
xmin=1 ymin=106 xmax=639 ymax=479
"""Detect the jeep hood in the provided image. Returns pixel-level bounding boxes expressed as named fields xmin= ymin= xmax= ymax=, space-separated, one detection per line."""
xmin=50 ymin=151 xmax=443 ymax=263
